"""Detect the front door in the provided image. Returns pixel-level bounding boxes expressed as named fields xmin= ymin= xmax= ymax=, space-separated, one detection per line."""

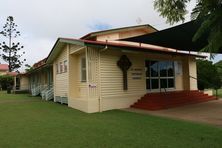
xmin=145 ymin=60 xmax=175 ymax=92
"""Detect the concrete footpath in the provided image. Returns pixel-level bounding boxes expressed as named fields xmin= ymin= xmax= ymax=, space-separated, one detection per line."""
xmin=123 ymin=99 xmax=222 ymax=127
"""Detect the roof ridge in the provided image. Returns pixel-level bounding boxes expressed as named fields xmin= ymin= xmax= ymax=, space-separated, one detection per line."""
xmin=80 ymin=24 xmax=157 ymax=39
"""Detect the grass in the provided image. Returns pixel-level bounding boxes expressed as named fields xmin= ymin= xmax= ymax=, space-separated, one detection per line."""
xmin=214 ymin=88 xmax=222 ymax=98
xmin=0 ymin=91 xmax=222 ymax=147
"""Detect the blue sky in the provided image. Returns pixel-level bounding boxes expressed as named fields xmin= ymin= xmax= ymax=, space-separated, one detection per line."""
xmin=88 ymin=22 xmax=112 ymax=31
xmin=0 ymin=0 xmax=221 ymax=71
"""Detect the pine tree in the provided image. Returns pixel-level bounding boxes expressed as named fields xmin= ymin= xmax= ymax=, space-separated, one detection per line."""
xmin=0 ymin=16 xmax=26 ymax=72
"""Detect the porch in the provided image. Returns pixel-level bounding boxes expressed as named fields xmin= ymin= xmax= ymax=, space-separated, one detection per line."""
xmin=131 ymin=90 xmax=217 ymax=110
xmin=28 ymin=65 xmax=54 ymax=101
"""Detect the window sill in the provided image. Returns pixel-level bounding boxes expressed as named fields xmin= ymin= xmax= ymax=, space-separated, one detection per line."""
xmin=56 ymin=71 xmax=67 ymax=75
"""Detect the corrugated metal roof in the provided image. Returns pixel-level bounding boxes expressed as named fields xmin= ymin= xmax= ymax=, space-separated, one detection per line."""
xmin=0 ymin=64 xmax=9 ymax=71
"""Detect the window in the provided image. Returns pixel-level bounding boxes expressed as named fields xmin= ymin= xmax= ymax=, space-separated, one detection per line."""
xmin=81 ymin=57 xmax=86 ymax=82
xmin=175 ymin=61 xmax=183 ymax=75
xmin=60 ymin=62 xmax=63 ymax=73
xmin=56 ymin=63 xmax=59 ymax=74
xmin=64 ymin=60 xmax=67 ymax=72
xmin=167 ymin=61 xmax=174 ymax=77
xmin=151 ymin=79 xmax=159 ymax=89
xmin=150 ymin=61 xmax=158 ymax=77
xmin=159 ymin=61 xmax=167 ymax=77
xmin=145 ymin=60 xmax=175 ymax=90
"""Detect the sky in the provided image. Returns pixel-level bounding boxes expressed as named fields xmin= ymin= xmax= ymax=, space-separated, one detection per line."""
xmin=0 ymin=0 xmax=221 ymax=72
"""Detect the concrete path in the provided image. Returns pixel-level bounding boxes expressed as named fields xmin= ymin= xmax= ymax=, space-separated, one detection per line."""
xmin=123 ymin=99 xmax=222 ymax=127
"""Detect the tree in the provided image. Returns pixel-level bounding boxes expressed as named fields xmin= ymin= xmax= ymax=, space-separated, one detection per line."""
xmin=0 ymin=16 xmax=26 ymax=72
xmin=154 ymin=0 xmax=222 ymax=53
xmin=154 ymin=0 xmax=190 ymax=24
xmin=0 ymin=75 xmax=14 ymax=90
xmin=24 ymin=64 xmax=33 ymax=72
xmin=215 ymin=60 xmax=222 ymax=82
xmin=196 ymin=59 xmax=221 ymax=90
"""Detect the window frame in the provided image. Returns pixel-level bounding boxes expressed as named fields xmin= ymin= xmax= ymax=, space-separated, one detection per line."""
xmin=59 ymin=62 xmax=63 ymax=73
xmin=146 ymin=60 xmax=175 ymax=91
xmin=80 ymin=56 xmax=87 ymax=82
xmin=64 ymin=60 xmax=67 ymax=73
xmin=56 ymin=63 xmax=59 ymax=74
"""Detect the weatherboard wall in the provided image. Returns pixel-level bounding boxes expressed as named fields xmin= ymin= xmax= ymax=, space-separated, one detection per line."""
xmin=68 ymin=45 xmax=94 ymax=112
xmin=66 ymin=45 xmax=198 ymax=113
xmin=19 ymin=75 xmax=29 ymax=90
xmin=98 ymin=50 xmax=197 ymax=111
xmin=51 ymin=43 xmax=197 ymax=113
xmin=53 ymin=45 xmax=69 ymax=98
xmin=188 ymin=57 xmax=198 ymax=90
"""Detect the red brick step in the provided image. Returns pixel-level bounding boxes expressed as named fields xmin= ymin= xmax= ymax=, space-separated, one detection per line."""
xmin=131 ymin=91 xmax=216 ymax=110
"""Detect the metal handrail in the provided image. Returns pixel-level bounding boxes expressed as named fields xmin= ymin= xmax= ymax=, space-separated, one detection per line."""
xmin=189 ymin=75 xmax=219 ymax=98
xmin=189 ymin=75 xmax=216 ymax=88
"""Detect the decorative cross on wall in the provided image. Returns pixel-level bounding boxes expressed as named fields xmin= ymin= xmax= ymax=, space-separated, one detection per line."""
xmin=117 ymin=55 xmax=132 ymax=90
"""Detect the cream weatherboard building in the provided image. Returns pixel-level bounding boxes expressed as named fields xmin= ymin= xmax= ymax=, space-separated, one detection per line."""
xmin=43 ymin=25 xmax=203 ymax=113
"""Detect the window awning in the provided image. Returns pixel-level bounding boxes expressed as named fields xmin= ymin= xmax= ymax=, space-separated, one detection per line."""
xmin=122 ymin=20 xmax=222 ymax=54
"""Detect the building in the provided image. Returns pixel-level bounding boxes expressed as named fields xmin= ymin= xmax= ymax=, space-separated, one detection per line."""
xmin=15 ymin=73 xmax=29 ymax=92
xmin=0 ymin=64 xmax=9 ymax=75
xmin=21 ymin=23 xmax=216 ymax=113
xmin=16 ymin=58 xmax=53 ymax=98
xmin=46 ymin=24 xmax=212 ymax=113
xmin=0 ymin=64 xmax=18 ymax=77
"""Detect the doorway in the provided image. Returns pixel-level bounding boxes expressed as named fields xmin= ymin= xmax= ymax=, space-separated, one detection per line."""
xmin=145 ymin=60 xmax=175 ymax=92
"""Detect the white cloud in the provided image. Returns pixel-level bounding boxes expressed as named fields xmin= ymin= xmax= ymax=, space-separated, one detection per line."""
xmin=1 ymin=0 xmax=220 ymax=72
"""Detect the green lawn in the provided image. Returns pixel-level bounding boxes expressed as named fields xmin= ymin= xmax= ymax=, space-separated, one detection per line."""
xmin=0 ymin=92 xmax=222 ymax=147
xmin=214 ymin=88 xmax=222 ymax=98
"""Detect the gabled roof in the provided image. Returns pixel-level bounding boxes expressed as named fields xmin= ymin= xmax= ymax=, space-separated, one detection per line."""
xmin=33 ymin=58 xmax=47 ymax=68
xmin=25 ymin=57 xmax=51 ymax=74
xmin=46 ymin=38 xmax=85 ymax=64
xmin=80 ymin=24 xmax=158 ymax=40
xmin=0 ymin=64 xmax=9 ymax=71
xmin=17 ymin=72 xmax=28 ymax=76
xmin=6 ymin=72 xmax=17 ymax=76
xmin=46 ymin=37 xmax=205 ymax=64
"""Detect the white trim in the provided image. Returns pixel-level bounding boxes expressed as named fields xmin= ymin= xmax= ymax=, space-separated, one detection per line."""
xmin=86 ymin=47 xmax=89 ymax=101
xmin=63 ymin=60 xmax=68 ymax=73
xmin=59 ymin=62 xmax=63 ymax=73
xmin=145 ymin=60 xmax=176 ymax=91
xmin=67 ymin=44 xmax=70 ymax=105
xmin=70 ymin=46 xmax=85 ymax=54
xmin=56 ymin=63 xmax=59 ymax=74
xmin=147 ymin=88 xmax=176 ymax=93
xmin=99 ymin=49 xmax=102 ymax=112
xmin=80 ymin=55 xmax=87 ymax=82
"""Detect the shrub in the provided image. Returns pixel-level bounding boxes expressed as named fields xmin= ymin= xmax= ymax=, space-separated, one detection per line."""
xmin=197 ymin=59 xmax=221 ymax=90
xmin=0 ymin=75 xmax=14 ymax=90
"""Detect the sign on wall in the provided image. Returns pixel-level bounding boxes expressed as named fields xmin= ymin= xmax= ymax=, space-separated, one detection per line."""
xmin=131 ymin=68 xmax=143 ymax=80
xmin=174 ymin=61 xmax=183 ymax=75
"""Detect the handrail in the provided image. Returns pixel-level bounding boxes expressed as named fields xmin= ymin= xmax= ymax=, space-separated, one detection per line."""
xmin=164 ymin=87 xmax=167 ymax=93
xmin=159 ymin=82 xmax=167 ymax=93
xmin=189 ymin=75 xmax=198 ymax=80
xmin=189 ymin=75 xmax=218 ymax=98
xmin=189 ymin=75 xmax=216 ymax=88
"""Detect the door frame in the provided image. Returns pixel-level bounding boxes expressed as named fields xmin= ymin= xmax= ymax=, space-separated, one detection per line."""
xmin=145 ymin=60 xmax=176 ymax=92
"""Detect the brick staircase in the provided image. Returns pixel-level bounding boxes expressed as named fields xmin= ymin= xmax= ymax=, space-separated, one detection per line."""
xmin=131 ymin=90 xmax=217 ymax=110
